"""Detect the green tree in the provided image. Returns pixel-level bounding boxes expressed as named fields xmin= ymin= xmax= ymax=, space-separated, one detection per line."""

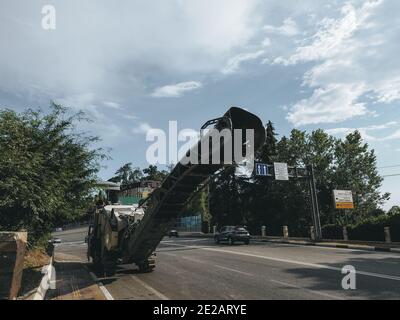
xmin=333 ymin=131 xmax=389 ymax=223
xmin=255 ymin=121 xmax=277 ymax=164
xmin=142 ymin=165 xmax=169 ymax=181
xmin=209 ymin=166 xmax=245 ymax=228
xmin=388 ymin=206 xmax=400 ymax=216
xmin=184 ymin=188 xmax=210 ymax=222
xmin=109 ymin=163 xmax=143 ymax=187
xmin=305 ymin=130 xmax=336 ymax=225
xmin=0 ymin=103 xmax=105 ymax=244
xmin=250 ymin=122 xmax=280 ymax=233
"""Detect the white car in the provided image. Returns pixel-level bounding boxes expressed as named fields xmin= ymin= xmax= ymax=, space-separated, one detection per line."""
xmin=52 ymin=238 xmax=62 ymax=244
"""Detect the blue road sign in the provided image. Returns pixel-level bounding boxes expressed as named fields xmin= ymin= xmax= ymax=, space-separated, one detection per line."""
xmin=255 ymin=163 xmax=269 ymax=176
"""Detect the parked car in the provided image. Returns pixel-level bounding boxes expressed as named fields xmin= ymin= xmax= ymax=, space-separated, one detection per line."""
xmin=214 ymin=226 xmax=250 ymax=245
xmin=51 ymin=238 xmax=62 ymax=244
xmin=168 ymin=230 xmax=179 ymax=238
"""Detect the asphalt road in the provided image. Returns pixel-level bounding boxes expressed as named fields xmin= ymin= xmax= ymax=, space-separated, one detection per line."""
xmin=53 ymin=227 xmax=400 ymax=300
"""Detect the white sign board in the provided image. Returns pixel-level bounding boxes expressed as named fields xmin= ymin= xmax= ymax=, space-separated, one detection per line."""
xmin=333 ymin=190 xmax=354 ymax=209
xmin=274 ymin=163 xmax=289 ymax=181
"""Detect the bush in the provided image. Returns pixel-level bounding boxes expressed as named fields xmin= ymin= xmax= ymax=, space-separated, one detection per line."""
xmin=0 ymin=104 xmax=104 ymax=245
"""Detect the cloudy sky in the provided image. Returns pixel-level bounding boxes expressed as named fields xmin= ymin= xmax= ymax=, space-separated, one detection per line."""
xmin=1 ymin=0 xmax=400 ymax=209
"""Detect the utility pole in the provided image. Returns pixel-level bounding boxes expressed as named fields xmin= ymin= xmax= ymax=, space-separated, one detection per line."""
xmin=254 ymin=162 xmax=323 ymax=240
xmin=307 ymin=164 xmax=322 ymax=240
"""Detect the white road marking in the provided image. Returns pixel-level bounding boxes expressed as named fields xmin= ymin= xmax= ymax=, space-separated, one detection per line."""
xmin=215 ymin=239 xmax=399 ymax=258
xmin=130 ymin=276 xmax=169 ymax=300
xmin=59 ymin=241 xmax=85 ymax=246
xmin=382 ymin=261 xmax=398 ymax=265
xmin=251 ymin=240 xmax=400 ymax=255
xmin=213 ymin=265 xmax=254 ymax=277
xmin=270 ymin=279 xmax=345 ymax=300
xmin=163 ymin=252 xmax=253 ymax=277
xmin=55 ymin=260 xmax=84 ymax=263
xmin=161 ymin=238 xmax=210 ymax=243
xmin=163 ymin=253 xmax=205 ymax=265
xmin=165 ymin=243 xmax=400 ymax=282
xmin=88 ymin=271 xmax=114 ymax=300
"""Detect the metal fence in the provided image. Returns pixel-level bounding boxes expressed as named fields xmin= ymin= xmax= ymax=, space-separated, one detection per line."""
xmin=175 ymin=215 xmax=202 ymax=232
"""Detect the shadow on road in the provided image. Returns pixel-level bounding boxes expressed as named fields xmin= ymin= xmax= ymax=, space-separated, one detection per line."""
xmin=281 ymin=253 xmax=400 ymax=299
xmin=47 ymin=261 xmax=105 ymax=300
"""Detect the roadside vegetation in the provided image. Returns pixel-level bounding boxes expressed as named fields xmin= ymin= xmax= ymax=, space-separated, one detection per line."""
xmin=0 ymin=103 xmax=106 ymax=247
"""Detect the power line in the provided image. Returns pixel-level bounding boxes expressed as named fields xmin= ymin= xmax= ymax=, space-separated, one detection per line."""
xmin=378 ymin=165 xmax=400 ymax=169
xmin=382 ymin=173 xmax=400 ymax=178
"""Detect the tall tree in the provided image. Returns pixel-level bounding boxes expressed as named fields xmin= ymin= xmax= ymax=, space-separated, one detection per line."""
xmin=250 ymin=122 xmax=279 ymax=233
xmin=209 ymin=166 xmax=245 ymax=227
xmin=109 ymin=163 xmax=143 ymax=188
xmin=142 ymin=165 xmax=169 ymax=181
xmin=333 ymin=131 xmax=389 ymax=223
xmin=255 ymin=121 xmax=277 ymax=164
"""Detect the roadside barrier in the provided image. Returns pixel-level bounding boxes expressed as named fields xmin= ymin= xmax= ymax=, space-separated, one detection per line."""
xmin=32 ymin=256 xmax=55 ymax=300
xmin=0 ymin=232 xmax=28 ymax=300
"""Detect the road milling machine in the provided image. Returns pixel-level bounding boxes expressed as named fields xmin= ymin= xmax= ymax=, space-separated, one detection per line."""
xmin=87 ymin=107 xmax=266 ymax=275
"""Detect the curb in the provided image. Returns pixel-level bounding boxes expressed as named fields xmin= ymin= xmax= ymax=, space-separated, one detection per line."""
xmin=179 ymin=233 xmax=400 ymax=254
xmin=259 ymin=238 xmax=400 ymax=254
xmin=32 ymin=256 xmax=54 ymax=300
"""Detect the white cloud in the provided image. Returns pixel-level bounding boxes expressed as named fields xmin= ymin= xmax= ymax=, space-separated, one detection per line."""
xmin=132 ymin=122 xmax=154 ymax=134
xmin=374 ymin=77 xmax=400 ymax=103
xmin=151 ymin=81 xmax=203 ymax=98
xmin=121 ymin=114 xmax=138 ymax=120
xmin=326 ymin=121 xmax=400 ymax=141
xmin=287 ymin=84 xmax=368 ymax=126
xmin=222 ymin=50 xmax=265 ymax=74
xmin=381 ymin=129 xmax=400 ymax=141
xmin=55 ymin=93 xmax=104 ymax=119
xmin=276 ymin=3 xmax=375 ymax=65
xmin=0 ymin=0 xmax=261 ymax=117
xmin=269 ymin=0 xmax=400 ymax=126
xmin=261 ymin=37 xmax=271 ymax=47
xmin=102 ymin=101 xmax=122 ymax=110
xmin=263 ymin=18 xmax=299 ymax=36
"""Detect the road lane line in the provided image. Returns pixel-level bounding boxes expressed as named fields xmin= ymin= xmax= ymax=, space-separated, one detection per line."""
xmin=130 ymin=276 xmax=169 ymax=300
xmin=213 ymin=265 xmax=254 ymax=277
xmin=161 ymin=238 xmax=210 ymax=243
xmin=253 ymin=240 xmax=400 ymax=256
xmin=162 ymin=253 xmax=205 ymax=265
xmin=164 ymin=251 xmax=253 ymax=277
xmin=88 ymin=271 xmax=114 ymax=300
xmin=165 ymin=243 xmax=400 ymax=282
xmin=270 ymin=280 xmax=345 ymax=300
xmin=59 ymin=241 xmax=85 ymax=246
xmin=251 ymin=240 xmax=360 ymax=251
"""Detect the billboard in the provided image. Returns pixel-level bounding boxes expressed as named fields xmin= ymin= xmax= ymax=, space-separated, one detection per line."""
xmin=274 ymin=163 xmax=289 ymax=181
xmin=333 ymin=190 xmax=354 ymax=209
